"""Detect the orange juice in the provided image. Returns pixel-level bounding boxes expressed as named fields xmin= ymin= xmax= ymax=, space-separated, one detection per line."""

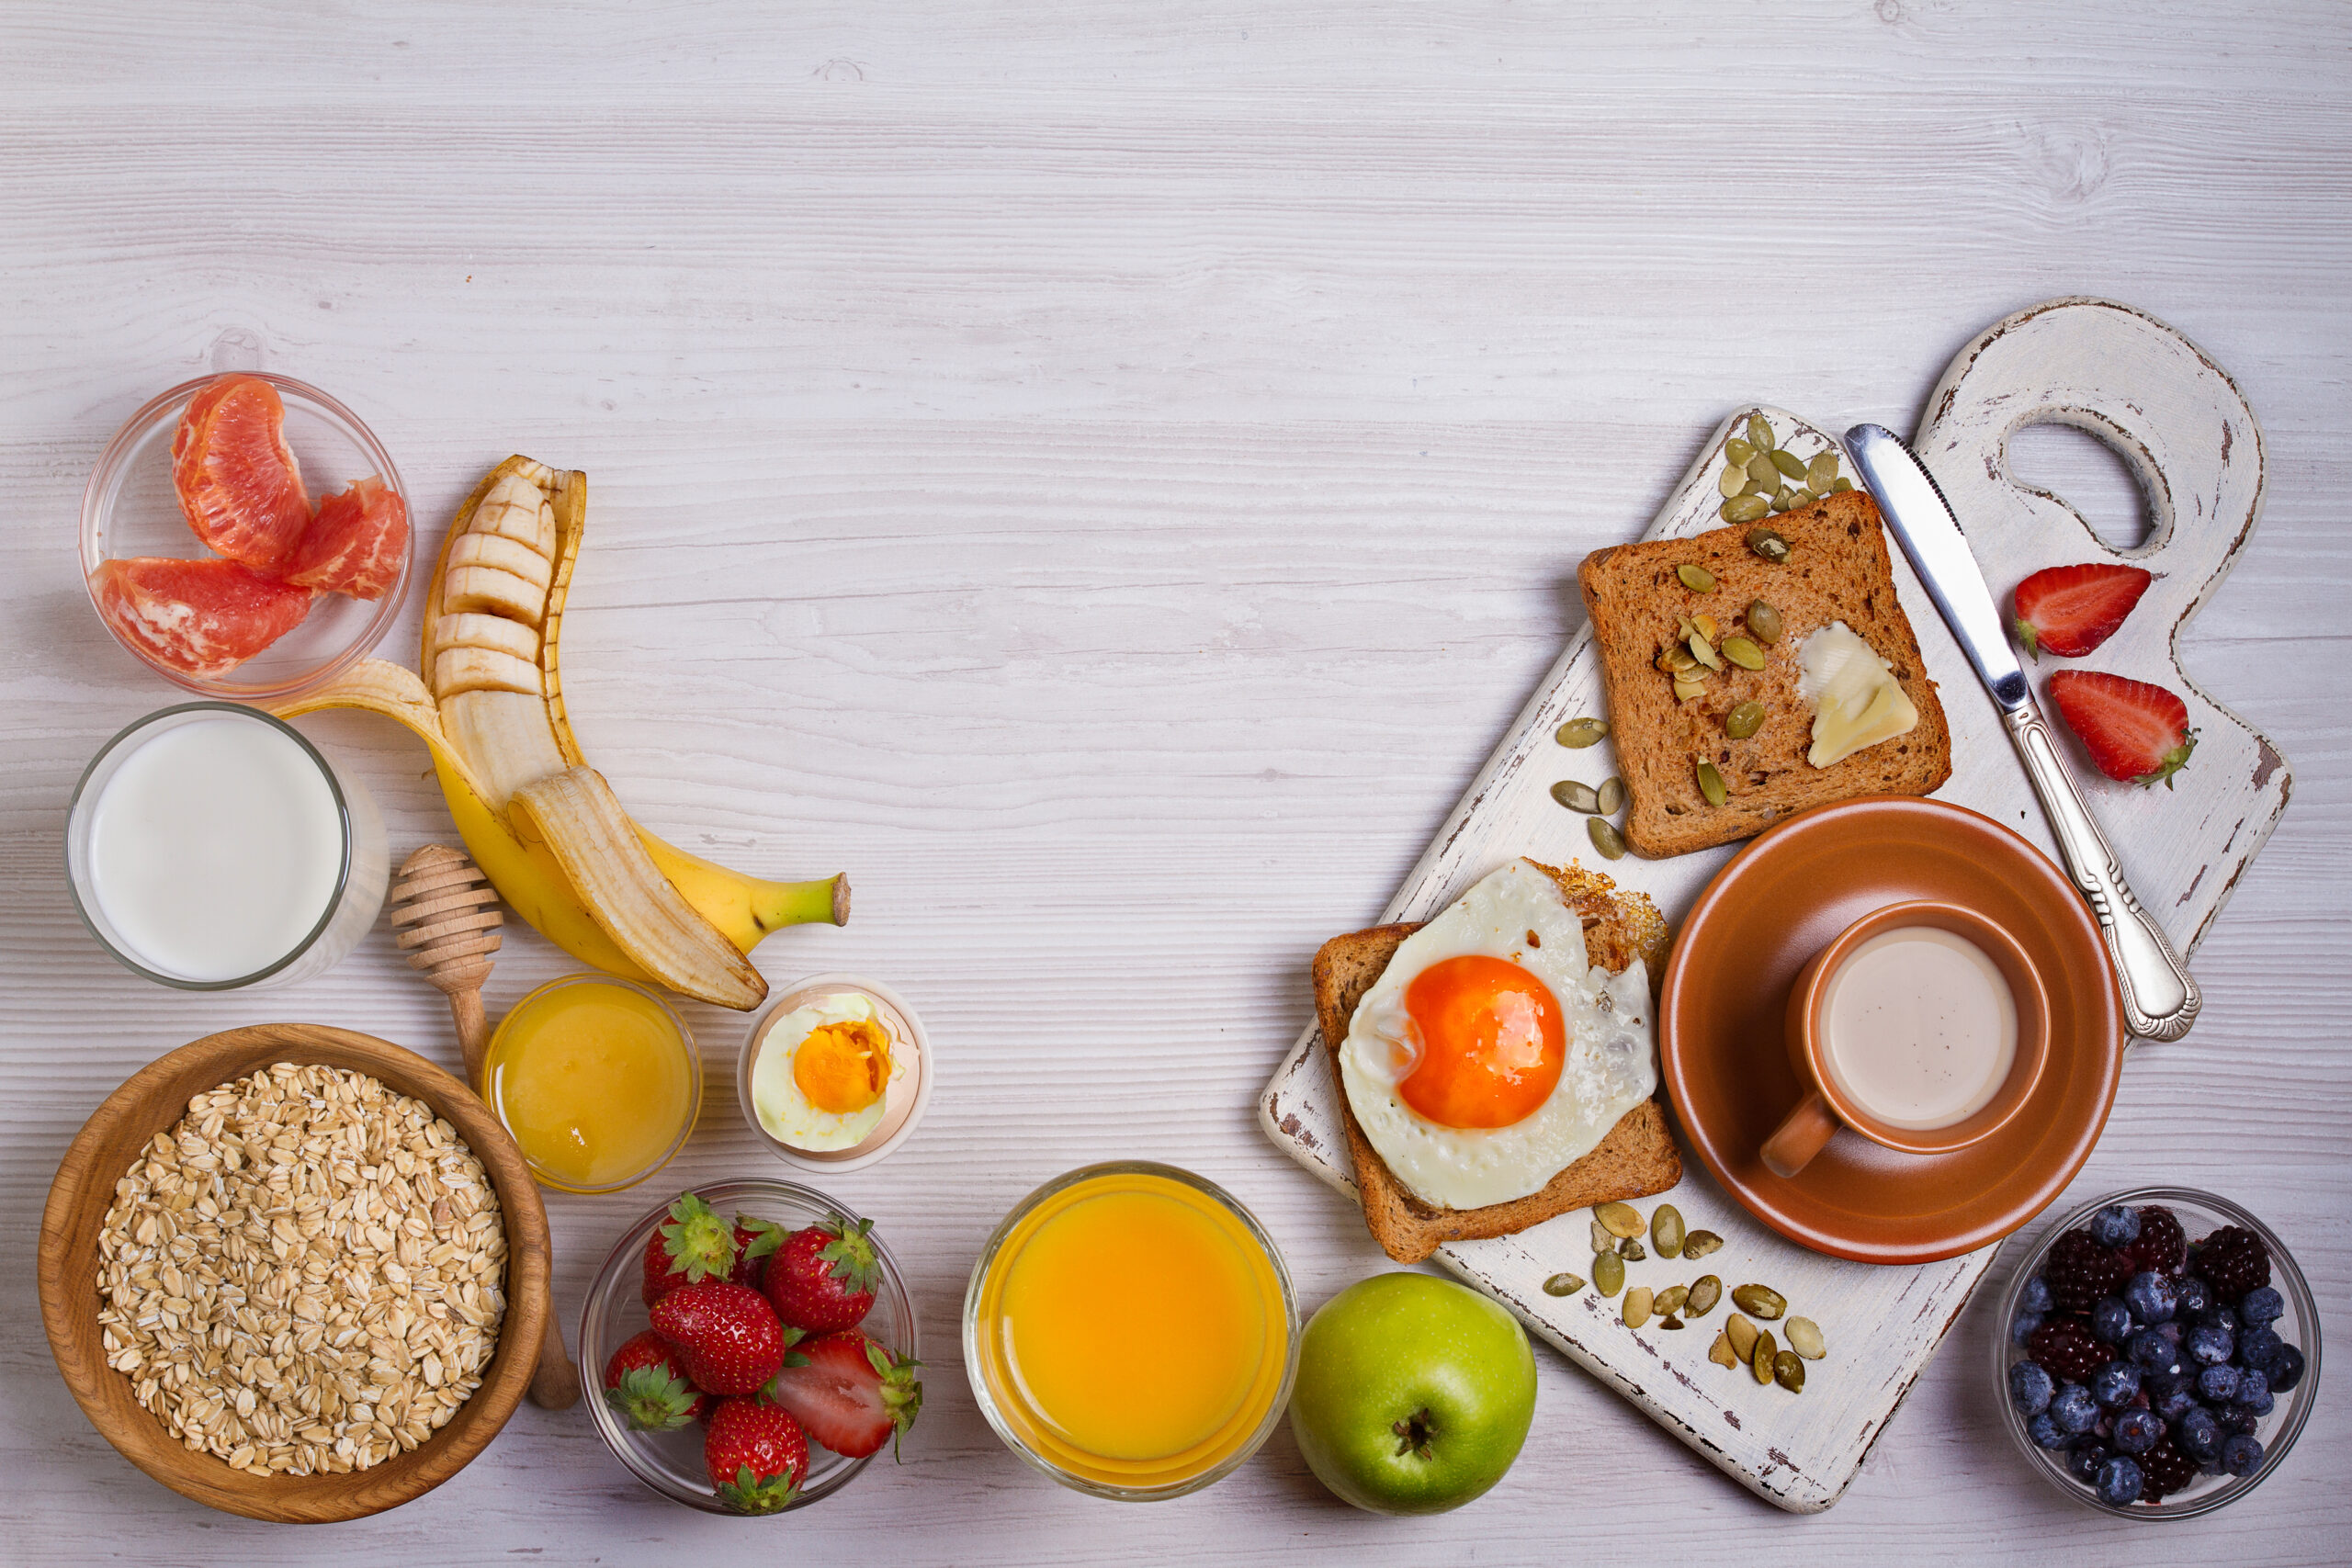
xmin=481 ymin=976 xmax=699 ymax=1191
xmin=967 ymin=1167 xmax=1293 ymax=1494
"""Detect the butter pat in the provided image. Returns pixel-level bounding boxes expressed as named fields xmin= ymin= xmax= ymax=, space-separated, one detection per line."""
xmin=1797 ymin=621 xmax=1918 ymax=767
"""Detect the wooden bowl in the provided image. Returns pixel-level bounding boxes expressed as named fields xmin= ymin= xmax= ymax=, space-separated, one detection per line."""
xmin=37 ymin=1024 xmax=550 ymax=1522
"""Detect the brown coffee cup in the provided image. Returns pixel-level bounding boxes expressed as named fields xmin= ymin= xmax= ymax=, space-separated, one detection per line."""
xmin=1760 ymin=899 xmax=2051 ymax=1180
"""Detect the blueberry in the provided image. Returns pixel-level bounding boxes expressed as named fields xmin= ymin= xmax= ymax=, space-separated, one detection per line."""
xmin=2176 ymin=1404 xmax=2223 ymax=1462
xmin=2090 ymin=1360 xmax=2142 ymax=1408
xmin=2267 ymin=1342 xmax=2307 ymax=1393
xmin=2219 ymin=1404 xmax=2261 ymax=1436
xmin=2090 ymin=1297 xmax=2135 ymax=1345
xmin=2065 ymin=1438 xmax=2110 ymax=1484
xmin=2235 ymin=1378 xmax=2275 ymax=1419
xmin=2198 ymin=1363 xmax=2243 ymax=1404
xmin=2238 ymin=1324 xmax=2284 ymax=1371
xmin=2019 ymin=1274 xmax=2054 ymax=1315
xmin=2220 ymin=1433 xmax=2265 ymax=1476
xmin=2091 ymin=1204 xmax=2143 ymax=1247
xmin=2154 ymin=1382 xmax=2200 ymax=1422
xmin=2112 ymin=1407 xmax=2165 ymax=1455
xmin=2051 ymin=1382 xmax=2100 ymax=1435
xmin=2095 ymin=1454 xmax=2144 ymax=1506
xmin=2029 ymin=1411 xmax=2069 ymax=1450
xmin=2010 ymin=1310 xmax=2047 ymax=1347
xmin=2123 ymin=1270 xmax=2177 ymax=1325
xmin=2187 ymin=1323 xmax=2235 ymax=1367
xmin=2174 ymin=1275 xmax=2212 ymax=1319
xmin=2009 ymin=1359 xmax=2056 ymax=1414
xmin=2129 ymin=1327 xmax=2184 ymax=1375
xmin=2239 ymin=1286 xmax=2285 ymax=1327
xmin=2158 ymin=1319 xmax=2185 ymax=1345
xmin=2200 ymin=1303 xmax=2239 ymax=1335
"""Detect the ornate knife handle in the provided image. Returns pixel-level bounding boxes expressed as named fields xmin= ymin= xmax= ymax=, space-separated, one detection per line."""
xmin=2003 ymin=704 xmax=2201 ymax=1042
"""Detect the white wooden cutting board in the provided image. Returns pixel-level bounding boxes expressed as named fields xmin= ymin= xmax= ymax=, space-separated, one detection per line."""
xmin=1257 ymin=298 xmax=2290 ymax=1513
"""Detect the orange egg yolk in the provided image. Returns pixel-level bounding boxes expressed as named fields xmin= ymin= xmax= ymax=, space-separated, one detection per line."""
xmin=1396 ymin=954 xmax=1566 ymax=1129
xmin=792 ymin=1020 xmax=892 ymax=1114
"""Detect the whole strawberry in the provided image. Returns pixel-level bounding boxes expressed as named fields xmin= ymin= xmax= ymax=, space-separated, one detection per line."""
xmin=763 ymin=1215 xmax=882 ymax=1334
xmin=650 ymin=1280 xmax=797 ymax=1395
xmin=730 ymin=1216 xmax=786 ymax=1292
xmin=705 ymin=1397 xmax=808 ymax=1515
xmin=602 ymin=1329 xmax=712 ymax=1431
xmin=763 ymin=1329 xmax=922 ymax=1461
xmin=641 ymin=1192 xmax=741 ymax=1306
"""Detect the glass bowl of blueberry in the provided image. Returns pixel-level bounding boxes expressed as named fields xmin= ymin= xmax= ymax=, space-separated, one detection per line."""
xmin=1993 ymin=1187 xmax=2318 ymax=1517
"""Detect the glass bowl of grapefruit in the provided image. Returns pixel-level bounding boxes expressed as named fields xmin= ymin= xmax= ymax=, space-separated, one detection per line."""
xmin=81 ymin=373 xmax=413 ymax=701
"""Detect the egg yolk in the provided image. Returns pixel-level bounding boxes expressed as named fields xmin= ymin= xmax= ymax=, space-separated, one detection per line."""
xmin=1397 ymin=954 xmax=1566 ymax=1129
xmin=792 ymin=1020 xmax=892 ymax=1114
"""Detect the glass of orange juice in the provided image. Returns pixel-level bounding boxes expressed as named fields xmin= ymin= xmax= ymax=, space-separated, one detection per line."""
xmin=479 ymin=974 xmax=700 ymax=1193
xmin=963 ymin=1162 xmax=1297 ymax=1499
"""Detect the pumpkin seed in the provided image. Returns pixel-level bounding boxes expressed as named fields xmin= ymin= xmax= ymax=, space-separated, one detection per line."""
xmin=1594 ymin=1201 xmax=1645 ymax=1238
xmin=1657 ymin=643 xmax=1698 ymax=673
xmin=1596 ymin=776 xmax=1624 ymax=816
xmin=1745 ymin=601 xmax=1782 ymax=644
xmin=1747 ymin=413 xmax=1775 ymax=453
xmin=1745 ymin=526 xmax=1791 ymax=564
xmin=1552 ymin=779 xmax=1601 ymax=814
xmin=1718 ymin=465 xmax=1749 ymax=499
xmin=1651 ymin=1204 xmax=1686 ymax=1258
xmin=1752 ymin=1329 xmax=1778 ymax=1385
xmin=1724 ymin=1312 xmax=1758 ymax=1361
xmin=1773 ymin=1349 xmax=1806 ymax=1393
xmin=1653 ymin=1284 xmax=1690 ymax=1317
xmin=1709 ymin=1329 xmax=1737 ymax=1367
xmin=1785 ymin=1316 xmax=1826 ymax=1359
xmin=1687 ymin=633 xmax=1722 ymax=671
xmin=1721 ymin=636 xmax=1766 ymax=671
xmin=1724 ymin=436 xmax=1755 ymax=467
xmin=1720 ymin=494 xmax=1770 ymax=525
xmin=1677 ymin=563 xmax=1718 ymax=593
xmin=1831 ymin=477 xmax=1855 ymax=493
xmin=1618 ymin=1237 xmax=1646 ymax=1261
xmin=1691 ymin=613 xmax=1719 ymax=641
xmin=1724 ymin=701 xmax=1766 ymax=739
xmin=1696 ymin=759 xmax=1728 ymax=807
xmin=1682 ymin=1230 xmax=1724 ymax=1259
xmin=1556 ymin=716 xmax=1609 ymax=749
xmin=1769 ymin=448 xmax=1807 ymax=481
xmin=1672 ymin=677 xmax=1707 ymax=704
xmin=1806 ymin=452 xmax=1839 ymax=491
xmin=1591 ymin=1217 xmax=1615 ymax=1253
xmin=1543 ymin=1272 xmax=1586 ymax=1297
xmin=1731 ymin=1283 xmax=1786 ymax=1321
xmin=1623 ymin=1286 xmax=1654 ymax=1329
xmin=1793 ymin=485 xmax=1820 ymax=507
xmin=1746 ymin=453 xmax=1781 ymax=490
xmin=1592 ymin=1250 xmax=1625 ymax=1297
xmin=1770 ymin=485 xmax=1797 ymax=513
xmin=1686 ymin=1275 xmax=1722 ymax=1316
xmin=1588 ymin=817 xmax=1626 ymax=861
xmin=1661 ymin=1315 xmax=1685 ymax=1329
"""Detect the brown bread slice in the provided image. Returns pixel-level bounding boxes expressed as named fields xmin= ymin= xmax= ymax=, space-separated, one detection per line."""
xmin=1577 ymin=489 xmax=1951 ymax=858
xmin=1315 ymin=861 xmax=1681 ymax=1265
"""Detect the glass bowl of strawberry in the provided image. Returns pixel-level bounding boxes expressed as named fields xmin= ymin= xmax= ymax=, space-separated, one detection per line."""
xmin=582 ymin=1181 xmax=921 ymax=1515
xmin=81 ymin=372 xmax=413 ymax=701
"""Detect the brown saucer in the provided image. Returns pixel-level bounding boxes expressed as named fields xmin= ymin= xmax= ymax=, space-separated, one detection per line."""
xmin=1659 ymin=795 xmax=2125 ymax=1264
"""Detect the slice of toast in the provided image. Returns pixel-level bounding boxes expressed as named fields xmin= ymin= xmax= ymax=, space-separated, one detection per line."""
xmin=1577 ymin=489 xmax=1951 ymax=858
xmin=1315 ymin=861 xmax=1681 ymax=1265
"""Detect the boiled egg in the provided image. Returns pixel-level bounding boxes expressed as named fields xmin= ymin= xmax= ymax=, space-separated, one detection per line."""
xmin=750 ymin=992 xmax=906 ymax=1152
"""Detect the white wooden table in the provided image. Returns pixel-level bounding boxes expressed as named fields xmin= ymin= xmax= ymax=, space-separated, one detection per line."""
xmin=3 ymin=5 xmax=2346 ymax=1562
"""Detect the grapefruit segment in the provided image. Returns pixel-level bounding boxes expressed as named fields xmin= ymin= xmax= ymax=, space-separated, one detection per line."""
xmin=288 ymin=476 xmax=408 ymax=599
xmin=91 ymin=557 xmax=314 ymax=678
xmin=171 ymin=374 xmax=313 ymax=572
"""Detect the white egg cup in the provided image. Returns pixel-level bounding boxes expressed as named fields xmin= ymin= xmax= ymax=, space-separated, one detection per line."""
xmin=736 ymin=972 xmax=933 ymax=1176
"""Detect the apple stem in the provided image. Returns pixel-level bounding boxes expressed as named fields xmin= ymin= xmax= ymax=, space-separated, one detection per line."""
xmin=1389 ymin=1407 xmax=1438 ymax=1461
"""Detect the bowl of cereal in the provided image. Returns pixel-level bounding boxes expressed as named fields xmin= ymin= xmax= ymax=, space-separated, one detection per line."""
xmin=37 ymin=1024 xmax=550 ymax=1521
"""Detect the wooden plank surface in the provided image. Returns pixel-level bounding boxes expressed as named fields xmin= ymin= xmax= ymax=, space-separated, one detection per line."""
xmin=1 ymin=3 xmax=2347 ymax=1562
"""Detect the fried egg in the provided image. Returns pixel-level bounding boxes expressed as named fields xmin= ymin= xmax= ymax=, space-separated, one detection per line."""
xmin=750 ymin=991 xmax=908 ymax=1152
xmin=1339 ymin=859 xmax=1657 ymax=1211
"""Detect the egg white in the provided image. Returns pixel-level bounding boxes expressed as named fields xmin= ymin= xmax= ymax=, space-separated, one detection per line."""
xmin=750 ymin=992 xmax=908 ymax=1152
xmin=1339 ymin=859 xmax=1657 ymax=1211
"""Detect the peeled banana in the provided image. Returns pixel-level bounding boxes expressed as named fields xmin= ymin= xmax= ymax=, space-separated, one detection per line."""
xmin=275 ymin=456 xmax=846 ymax=1008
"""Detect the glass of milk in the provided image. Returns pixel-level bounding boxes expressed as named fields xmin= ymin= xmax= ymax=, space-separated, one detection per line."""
xmin=65 ymin=704 xmax=389 ymax=989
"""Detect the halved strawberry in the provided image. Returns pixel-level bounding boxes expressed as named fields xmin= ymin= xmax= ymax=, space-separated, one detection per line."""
xmin=761 ymin=1329 xmax=922 ymax=1461
xmin=705 ymin=1397 xmax=808 ymax=1515
xmin=2049 ymin=670 xmax=2197 ymax=787
xmin=762 ymin=1216 xmax=880 ymax=1334
xmin=642 ymin=1192 xmax=741 ymax=1306
xmin=601 ymin=1329 xmax=711 ymax=1431
xmin=2012 ymin=562 xmax=2153 ymax=660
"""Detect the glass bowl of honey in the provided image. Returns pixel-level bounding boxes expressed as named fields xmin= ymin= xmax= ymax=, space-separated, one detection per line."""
xmin=963 ymin=1162 xmax=1297 ymax=1500
xmin=479 ymin=974 xmax=700 ymax=1193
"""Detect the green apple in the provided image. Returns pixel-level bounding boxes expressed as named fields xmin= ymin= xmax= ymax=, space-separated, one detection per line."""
xmin=1287 ymin=1272 xmax=1537 ymax=1516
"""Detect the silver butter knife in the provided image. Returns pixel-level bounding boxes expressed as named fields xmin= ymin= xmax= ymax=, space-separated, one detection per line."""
xmin=1845 ymin=423 xmax=2199 ymax=1043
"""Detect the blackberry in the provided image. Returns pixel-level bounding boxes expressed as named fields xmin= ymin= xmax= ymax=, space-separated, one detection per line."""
xmin=2090 ymin=1204 xmax=2141 ymax=1247
xmin=2189 ymin=1226 xmax=2270 ymax=1299
xmin=2029 ymin=1318 xmax=2115 ymax=1382
xmin=2096 ymin=1455 xmax=2144 ymax=1507
xmin=2046 ymin=1230 xmax=2134 ymax=1313
xmin=2090 ymin=1297 xmax=2134 ymax=1344
xmin=2126 ymin=1206 xmax=2187 ymax=1275
xmin=2238 ymin=1286 xmax=2284 ymax=1327
xmin=2220 ymin=1433 xmax=2264 ymax=1477
xmin=2123 ymin=1270 xmax=2177 ymax=1325
xmin=2139 ymin=1438 xmax=2200 ymax=1499
xmin=2267 ymin=1342 xmax=2307 ymax=1393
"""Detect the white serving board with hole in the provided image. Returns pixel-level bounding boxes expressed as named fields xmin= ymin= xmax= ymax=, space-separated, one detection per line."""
xmin=1257 ymin=298 xmax=2290 ymax=1513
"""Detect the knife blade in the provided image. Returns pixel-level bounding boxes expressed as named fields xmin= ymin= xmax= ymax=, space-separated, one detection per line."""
xmin=1845 ymin=423 xmax=2199 ymax=1043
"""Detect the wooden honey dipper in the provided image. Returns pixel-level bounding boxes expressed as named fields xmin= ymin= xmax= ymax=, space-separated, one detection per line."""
xmin=387 ymin=844 xmax=582 ymax=1411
